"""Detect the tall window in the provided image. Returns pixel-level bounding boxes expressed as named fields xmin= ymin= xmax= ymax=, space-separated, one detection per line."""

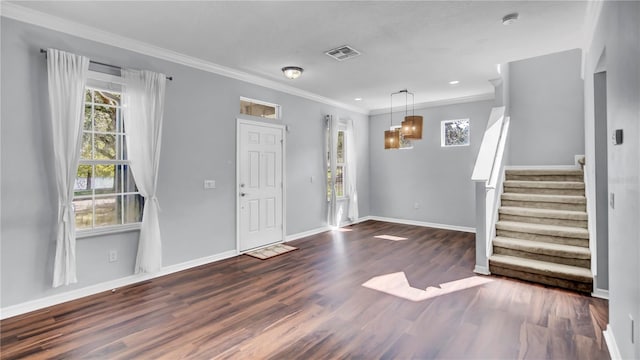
xmin=73 ymin=84 xmax=143 ymax=231
xmin=327 ymin=128 xmax=346 ymax=199
xmin=335 ymin=130 xmax=345 ymax=198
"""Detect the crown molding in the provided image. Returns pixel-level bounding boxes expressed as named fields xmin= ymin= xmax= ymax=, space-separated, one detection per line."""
xmin=369 ymin=92 xmax=494 ymax=116
xmin=0 ymin=2 xmax=368 ymax=115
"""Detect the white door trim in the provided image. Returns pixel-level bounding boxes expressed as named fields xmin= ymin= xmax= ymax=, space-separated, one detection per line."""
xmin=236 ymin=119 xmax=286 ymax=254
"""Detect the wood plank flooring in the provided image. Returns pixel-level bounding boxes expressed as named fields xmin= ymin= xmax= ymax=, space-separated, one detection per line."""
xmin=1 ymin=220 xmax=609 ymax=359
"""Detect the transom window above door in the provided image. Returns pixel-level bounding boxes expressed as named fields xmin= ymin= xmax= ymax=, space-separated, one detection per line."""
xmin=240 ymin=97 xmax=281 ymax=119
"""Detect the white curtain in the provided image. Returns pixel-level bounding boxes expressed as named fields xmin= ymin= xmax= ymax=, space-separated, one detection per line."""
xmin=346 ymin=120 xmax=359 ymax=221
xmin=122 ymin=69 xmax=166 ymax=274
xmin=47 ymin=48 xmax=90 ymax=287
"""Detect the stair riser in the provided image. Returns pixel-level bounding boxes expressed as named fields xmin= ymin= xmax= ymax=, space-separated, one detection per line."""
xmin=489 ymin=264 xmax=592 ymax=293
xmin=504 ymin=187 xmax=585 ymax=196
xmin=499 ymin=214 xmax=588 ymax=229
xmin=505 ymin=174 xmax=584 ymax=182
xmin=496 ymin=229 xmax=589 ymax=247
xmin=501 ymin=200 xmax=586 ymax=212
xmin=493 ymin=247 xmax=591 ymax=268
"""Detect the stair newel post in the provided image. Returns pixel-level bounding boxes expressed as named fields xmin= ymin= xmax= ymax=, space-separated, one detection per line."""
xmin=474 ymin=181 xmax=491 ymax=274
xmin=471 ymin=106 xmax=508 ymax=275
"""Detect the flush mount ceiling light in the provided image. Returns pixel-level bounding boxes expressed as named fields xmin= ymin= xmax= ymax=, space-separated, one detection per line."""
xmin=281 ymin=66 xmax=303 ymax=79
xmin=502 ymin=12 xmax=519 ymax=25
xmin=449 ymin=80 xmax=460 ymax=85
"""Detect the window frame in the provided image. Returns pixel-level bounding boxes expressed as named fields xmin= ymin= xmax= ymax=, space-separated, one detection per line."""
xmin=327 ymin=122 xmax=348 ymax=201
xmin=335 ymin=128 xmax=347 ymax=199
xmin=440 ymin=118 xmax=471 ymax=148
xmin=75 ymin=71 xmax=142 ymax=238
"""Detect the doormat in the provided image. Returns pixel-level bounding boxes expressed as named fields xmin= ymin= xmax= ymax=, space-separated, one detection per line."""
xmin=245 ymin=244 xmax=298 ymax=260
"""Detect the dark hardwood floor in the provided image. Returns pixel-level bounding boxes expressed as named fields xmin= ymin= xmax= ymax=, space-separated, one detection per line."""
xmin=1 ymin=220 xmax=609 ymax=359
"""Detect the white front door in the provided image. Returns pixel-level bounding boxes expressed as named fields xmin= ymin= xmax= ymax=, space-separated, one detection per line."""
xmin=237 ymin=120 xmax=284 ymax=252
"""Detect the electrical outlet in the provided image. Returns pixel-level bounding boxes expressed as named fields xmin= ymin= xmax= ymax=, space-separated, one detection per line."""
xmin=414 ymin=202 xmax=420 ymax=209
xmin=204 ymin=180 xmax=216 ymax=189
xmin=108 ymin=250 xmax=118 ymax=263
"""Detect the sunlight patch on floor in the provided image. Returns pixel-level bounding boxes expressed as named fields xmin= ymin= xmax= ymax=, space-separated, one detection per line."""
xmin=334 ymin=228 xmax=353 ymax=232
xmin=374 ymin=234 xmax=408 ymax=241
xmin=362 ymin=272 xmax=493 ymax=302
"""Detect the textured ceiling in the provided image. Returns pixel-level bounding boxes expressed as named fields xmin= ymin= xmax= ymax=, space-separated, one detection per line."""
xmin=10 ymin=1 xmax=589 ymax=111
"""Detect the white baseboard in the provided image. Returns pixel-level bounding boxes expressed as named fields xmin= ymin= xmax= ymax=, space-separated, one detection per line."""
xmin=285 ymin=226 xmax=331 ymax=242
xmin=474 ymin=265 xmax=491 ymax=275
xmin=0 ymin=249 xmax=238 ymax=320
xmin=337 ymin=216 xmax=373 ymax=227
xmin=603 ymin=325 xmax=621 ymax=360
xmin=352 ymin=216 xmax=373 ymax=224
xmin=591 ymin=288 xmax=609 ymax=300
xmin=367 ymin=216 xmax=476 ymax=233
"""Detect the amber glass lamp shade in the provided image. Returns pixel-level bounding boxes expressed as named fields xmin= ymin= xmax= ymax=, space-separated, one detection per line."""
xmin=384 ymin=129 xmax=400 ymax=149
xmin=401 ymin=115 xmax=423 ymax=139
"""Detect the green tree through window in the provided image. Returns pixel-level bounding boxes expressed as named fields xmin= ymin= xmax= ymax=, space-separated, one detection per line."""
xmin=74 ymin=86 xmax=142 ymax=230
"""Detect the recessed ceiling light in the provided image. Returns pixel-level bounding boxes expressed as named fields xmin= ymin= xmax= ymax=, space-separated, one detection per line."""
xmin=502 ymin=12 xmax=519 ymax=25
xmin=354 ymin=97 xmax=363 ymax=101
xmin=449 ymin=80 xmax=460 ymax=85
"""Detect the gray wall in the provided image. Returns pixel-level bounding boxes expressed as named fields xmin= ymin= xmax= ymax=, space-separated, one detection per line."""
xmin=369 ymin=100 xmax=494 ymax=228
xmin=584 ymin=2 xmax=640 ymax=358
xmin=0 ymin=18 xmax=369 ymax=308
xmin=509 ymin=49 xmax=585 ymax=165
xmin=593 ymin=71 xmax=608 ymax=291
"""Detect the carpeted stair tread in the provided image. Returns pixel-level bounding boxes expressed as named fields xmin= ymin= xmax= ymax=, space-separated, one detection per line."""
xmin=502 ymin=193 xmax=586 ymax=204
xmin=493 ymin=236 xmax=591 ymax=259
xmin=505 ymin=169 xmax=583 ymax=176
xmin=499 ymin=206 xmax=587 ymax=220
xmin=496 ymin=221 xmax=589 ymax=239
xmin=489 ymin=254 xmax=592 ymax=283
xmin=503 ymin=180 xmax=585 ymax=189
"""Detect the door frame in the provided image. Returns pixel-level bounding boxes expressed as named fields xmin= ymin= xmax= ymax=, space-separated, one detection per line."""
xmin=235 ymin=118 xmax=287 ymax=254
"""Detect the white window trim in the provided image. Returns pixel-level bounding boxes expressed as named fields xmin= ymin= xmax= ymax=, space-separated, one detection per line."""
xmin=441 ymin=118 xmax=471 ymax=147
xmin=77 ymin=223 xmax=141 ymax=239
xmin=240 ymin=96 xmax=282 ymax=119
xmin=75 ymin=71 xmax=143 ymax=237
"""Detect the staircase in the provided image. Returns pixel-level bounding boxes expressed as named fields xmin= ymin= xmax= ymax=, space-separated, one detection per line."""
xmin=489 ymin=168 xmax=593 ymax=293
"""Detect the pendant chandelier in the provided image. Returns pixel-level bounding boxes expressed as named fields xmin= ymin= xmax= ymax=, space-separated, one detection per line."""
xmin=384 ymin=89 xmax=423 ymax=149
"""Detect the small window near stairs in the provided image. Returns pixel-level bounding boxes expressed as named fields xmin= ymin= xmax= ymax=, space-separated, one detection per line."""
xmin=441 ymin=119 xmax=470 ymax=147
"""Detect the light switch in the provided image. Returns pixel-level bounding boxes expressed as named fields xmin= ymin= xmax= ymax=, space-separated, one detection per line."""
xmin=204 ymin=180 xmax=216 ymax=189
xmin=610 ymin=192 xmax=615 ymax=209
xmin=612 ymin=129 xmax=623 ymax=145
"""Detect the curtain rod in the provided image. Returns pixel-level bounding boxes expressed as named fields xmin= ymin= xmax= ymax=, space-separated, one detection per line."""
xmin=40 ymin=49 xmax=173 ymax=81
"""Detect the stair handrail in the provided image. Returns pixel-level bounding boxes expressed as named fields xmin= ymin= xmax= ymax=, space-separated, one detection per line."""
xmin=471 ymin=106 xmax=510 ymax=275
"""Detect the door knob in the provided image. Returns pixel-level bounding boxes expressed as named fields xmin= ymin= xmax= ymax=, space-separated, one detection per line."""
xmin=240 ymin=192 xmax=247 ymax=197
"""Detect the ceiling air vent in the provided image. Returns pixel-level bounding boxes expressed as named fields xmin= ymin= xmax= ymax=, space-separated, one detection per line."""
xmin=325 ymin=45 xmax=361 ymax=61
